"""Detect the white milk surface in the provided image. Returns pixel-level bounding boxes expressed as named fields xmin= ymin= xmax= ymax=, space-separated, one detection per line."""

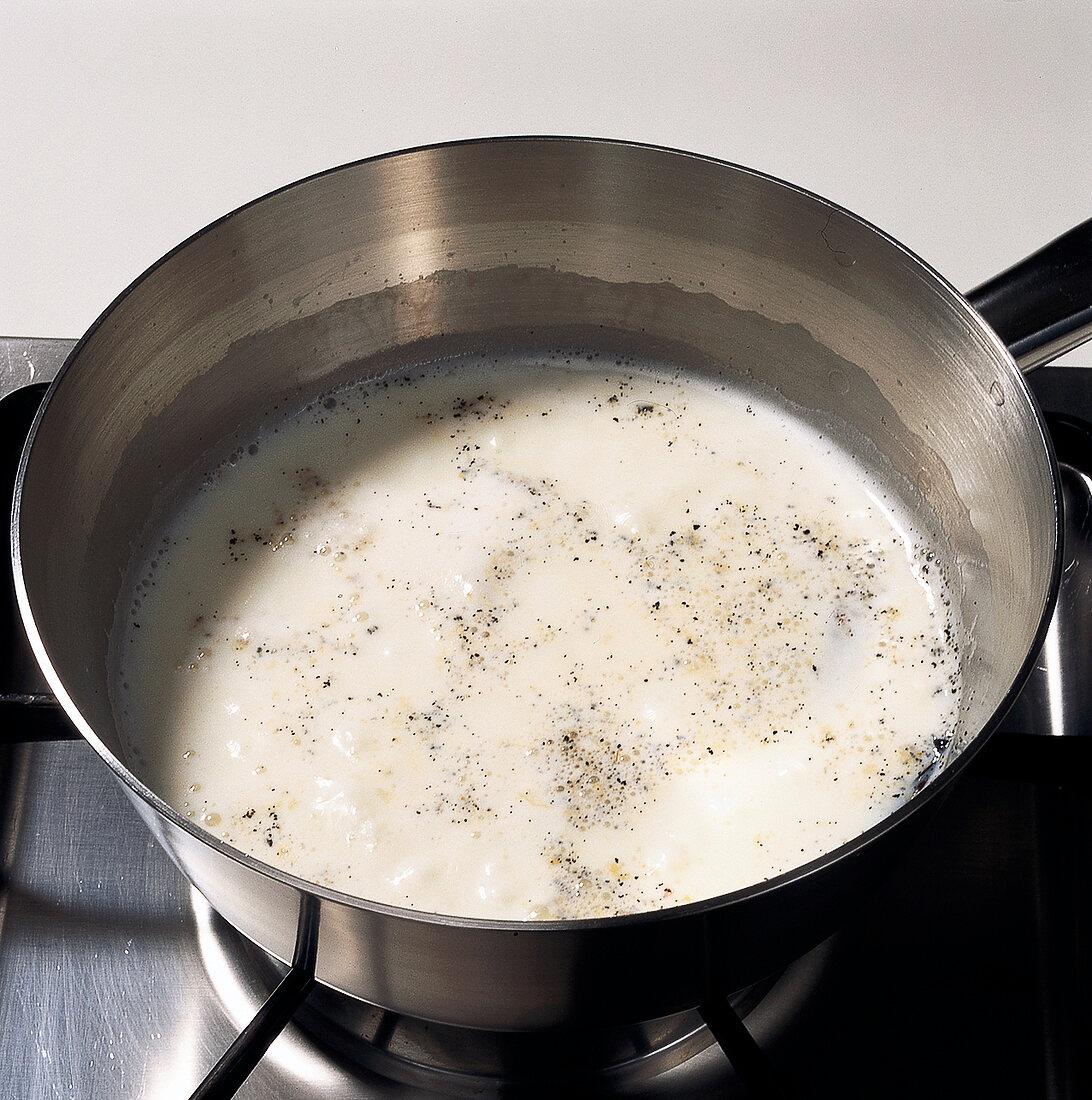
xmin=114 ymin=354 xmax=962 ymax=920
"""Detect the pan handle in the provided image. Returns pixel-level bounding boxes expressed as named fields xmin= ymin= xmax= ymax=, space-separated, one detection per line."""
xmin=966 ymin=218 xmax=1092 ymax=373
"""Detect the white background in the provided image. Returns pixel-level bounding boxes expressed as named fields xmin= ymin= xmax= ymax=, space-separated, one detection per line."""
xmin=2 ymin=0 xmax=1088 ymax=353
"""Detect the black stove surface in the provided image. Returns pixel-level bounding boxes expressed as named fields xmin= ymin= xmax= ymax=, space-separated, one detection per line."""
xmin=1 ymin=339 xmax=1089 ymax=1099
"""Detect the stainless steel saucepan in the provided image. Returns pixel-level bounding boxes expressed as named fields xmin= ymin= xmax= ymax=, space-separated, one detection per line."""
xmin=11 ymin=138 xmax=1090 ymax=1033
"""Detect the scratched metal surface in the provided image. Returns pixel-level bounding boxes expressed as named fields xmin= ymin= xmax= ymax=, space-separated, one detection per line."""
xmin=0 ymin=336 xmax=72 ymax=394
xmin=1 ymin=337 xmax=1084 ymax=1099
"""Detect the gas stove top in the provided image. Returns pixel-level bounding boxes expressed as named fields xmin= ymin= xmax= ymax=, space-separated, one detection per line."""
xmin=2 ymin=338 xmax=1089 ymax=1099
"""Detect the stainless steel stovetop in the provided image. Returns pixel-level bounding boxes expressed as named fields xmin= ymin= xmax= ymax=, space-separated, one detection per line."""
xmin=2 ymin=338 xmax=1089 ymax=1099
